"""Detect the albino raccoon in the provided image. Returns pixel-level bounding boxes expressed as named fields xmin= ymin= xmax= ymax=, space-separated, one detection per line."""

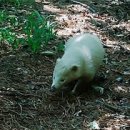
xmin=51 ymin=33 xmax=105 ymax=92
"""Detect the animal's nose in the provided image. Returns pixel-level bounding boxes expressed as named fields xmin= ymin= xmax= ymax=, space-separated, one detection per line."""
xmin=51 ymin=85 xmax=56 ymax=92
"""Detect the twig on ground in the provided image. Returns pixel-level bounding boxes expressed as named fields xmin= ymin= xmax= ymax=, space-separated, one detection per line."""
xmin=0 ymin=90 xmax=42 ymax=98
xmin=111 ymin=69 xmax=130 ymax=75
xmin=96 ymin=100 xmax=123 ymax=113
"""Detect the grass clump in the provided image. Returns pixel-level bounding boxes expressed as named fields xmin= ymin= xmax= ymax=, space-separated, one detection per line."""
xmin=0 ymin=10 xmax=56 ymax=53
xmin=0 ymin=0 xmax=35 ymax=6
xmin=24 ymin=11 xmax=56 ymax=52
xmin=0 ymin=29 xmax=18 ymax=49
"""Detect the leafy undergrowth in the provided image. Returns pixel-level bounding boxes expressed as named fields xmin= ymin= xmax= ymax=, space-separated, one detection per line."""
xmin=0 ymin=0 xmax=130 ymax=130
xmin=0 ymin=1 xmax=56 ymax=53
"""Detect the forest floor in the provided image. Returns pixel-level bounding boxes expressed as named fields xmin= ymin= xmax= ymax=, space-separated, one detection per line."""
xmin=0 ymin=0 xmax=130 ymax=130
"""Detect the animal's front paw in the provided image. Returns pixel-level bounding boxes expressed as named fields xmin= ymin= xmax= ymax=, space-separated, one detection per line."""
xmin=71 ymin=89 xmax=76 ymax=94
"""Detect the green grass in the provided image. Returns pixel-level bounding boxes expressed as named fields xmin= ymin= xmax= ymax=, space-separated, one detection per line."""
xmin=0 ymin=9 xmax=57 ymax=53
xmin=0 ymin=0 xmax=35 ymax=6
xmin=24 ymin=11 xmax=56 ymax=52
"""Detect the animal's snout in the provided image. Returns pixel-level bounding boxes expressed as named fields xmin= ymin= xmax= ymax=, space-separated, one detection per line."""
xmin=51 ymin=85 xmax=56 ymax=92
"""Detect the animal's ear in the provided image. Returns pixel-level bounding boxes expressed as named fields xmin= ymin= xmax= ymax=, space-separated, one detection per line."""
xmin=56 ymin=58 xmax=61 ymax=64
xmin=71 ymin=65 xmax=79 ymax=72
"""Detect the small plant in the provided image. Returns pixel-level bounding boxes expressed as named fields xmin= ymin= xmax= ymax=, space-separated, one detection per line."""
xmin=0 ymin=28 xmax=19 ymax=49
xmin=57 ymin=42 xmax=65 ymax=52
xmin=0 ymin=11 xmax=21 ymax=49
xmin=0 ymin=10 xmax=56 ymax=53
xmin=24 ymin=10 xmax=56 ymax=52
xmin=0 ymin=11 xmax=7 ymax=24
xmin=0 ymin=0 xmax=35 ymax=7
xmin=0 ymin=0 xmax=20 ymax=6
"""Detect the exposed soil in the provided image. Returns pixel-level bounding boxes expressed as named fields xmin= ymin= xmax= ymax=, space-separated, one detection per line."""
xmin=0 ymin=0 xmax=130 ymax=130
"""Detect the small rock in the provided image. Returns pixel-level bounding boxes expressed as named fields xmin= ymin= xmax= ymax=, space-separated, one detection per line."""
xmin=88 ymin=120 xmax=100 ymax=129
xmin=123 ymin=71 xmax=130 ymax=75
xmin=116 ymin=77 xmax=123 ymax=82
xmin=72 ymin=28 xmax=80 ymax=33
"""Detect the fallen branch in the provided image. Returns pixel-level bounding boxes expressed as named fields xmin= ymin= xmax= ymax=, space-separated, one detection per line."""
xmin=96 ymin=100 xmax=123 ymax=113
xmin=96 ymin=100 xmax=130 ymax=116
xmin=0 ymin=90 xmax=42 ymax=98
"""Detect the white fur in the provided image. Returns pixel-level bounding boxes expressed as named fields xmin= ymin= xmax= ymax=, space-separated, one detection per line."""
xmin=51 ymin=33 xmax=105 ymax=90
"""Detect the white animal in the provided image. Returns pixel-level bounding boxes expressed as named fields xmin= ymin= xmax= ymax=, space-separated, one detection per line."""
xmin=51 ymin=33 xmax=105 ymax=92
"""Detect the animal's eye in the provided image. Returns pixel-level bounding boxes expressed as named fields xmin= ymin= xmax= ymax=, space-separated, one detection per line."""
xmin=61 ymin=79 xmax=65 ymax=82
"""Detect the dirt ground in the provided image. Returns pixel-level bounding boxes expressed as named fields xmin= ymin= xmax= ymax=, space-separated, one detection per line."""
xmin=0 ymin=0 xmax=130 ymax=130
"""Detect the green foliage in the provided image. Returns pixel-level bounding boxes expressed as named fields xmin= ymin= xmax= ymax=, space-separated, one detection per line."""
xmin=0 ymin=10 xmax=21 ymax=49
xmin=0 ymin=11 xmax=19 ymax=27
xmin=24 ymin=11 xmax=56 ymax=52
xmin=0 ymin=10 xmax=56 ymax=53
xmin=0 ymin=28 xmax=19 ymax=49
xmin=8 ymin=15 xmax=19 ymax=26
xmin=0 ymin=0 xmax=35 ymax=6
xmin=57 ymin=42 xmax=65 ymax=52
xmin=0 ymin=11 xmax=7 ymax=24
